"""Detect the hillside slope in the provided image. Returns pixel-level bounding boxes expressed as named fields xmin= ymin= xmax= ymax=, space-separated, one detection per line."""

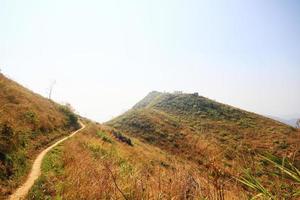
xmin=27 ymin=122 xmax=245 ymax=199
xmin=0 ymin=73 xmax=79 ymax=198
xmin=26 ymin=91 xmax=299 ymax=199
xmin=107 ymin=91 xmax=300 ymax=197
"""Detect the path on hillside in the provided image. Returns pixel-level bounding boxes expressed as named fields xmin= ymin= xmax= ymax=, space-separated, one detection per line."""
xmin=9 ymin=121 xmax=86 ymax=200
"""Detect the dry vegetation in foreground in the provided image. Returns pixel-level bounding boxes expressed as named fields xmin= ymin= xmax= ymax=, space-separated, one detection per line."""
xmin=28 ymin=123 xmax=245 ymax=200
xmin=0 ymin=74 xmax=79 ymax=199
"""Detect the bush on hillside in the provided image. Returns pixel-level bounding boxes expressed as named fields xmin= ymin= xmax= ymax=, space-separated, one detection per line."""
xmin=0 ymin=124 xmax=18 ymax=179
xmin=0 ymin=124 xmax=17 ymax=156
xmin=59 ymin=104 xmax=79 ymax=129
xmin=111 ymin=130 xmax=133 ymax=146
xmin=23 ymin=111 xmax=39 ymax=128
xmin=96 ymin=131 xmax=113 ymax=143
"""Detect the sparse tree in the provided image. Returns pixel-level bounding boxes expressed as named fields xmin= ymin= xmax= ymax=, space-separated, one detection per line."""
xmin=48 ymin=80 xmax=56 ymax=100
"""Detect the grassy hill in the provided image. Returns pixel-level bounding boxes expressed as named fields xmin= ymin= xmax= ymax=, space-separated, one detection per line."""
xmin=0 ymin=73 xmax=79 ymax=198
xmin=107 ymin=91 xmax=300 ymax=198
xmin=9 ymin=88 xmax=299 ymax=199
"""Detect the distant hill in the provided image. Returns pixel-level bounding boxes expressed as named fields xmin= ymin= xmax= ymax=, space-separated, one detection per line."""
xmin=0 ymin=73 xmax=79 ymax=198
xmin=107 ymin=91 xmax=300 ymax=196
xmin=267 ymin=115 xmax=299 ymax=127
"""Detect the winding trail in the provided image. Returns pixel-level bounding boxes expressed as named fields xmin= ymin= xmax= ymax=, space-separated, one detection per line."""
xmin=9 ymin=121 xmax=85 ymax=200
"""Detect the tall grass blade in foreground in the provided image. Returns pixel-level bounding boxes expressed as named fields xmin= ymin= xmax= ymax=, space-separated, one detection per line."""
xmin=261 ymin=153 xmax=300 ymax=183
xmin=238 ymin=153 xmax=300 ymax=199
xmin=238 ymin=169 xmax=274 ymax=199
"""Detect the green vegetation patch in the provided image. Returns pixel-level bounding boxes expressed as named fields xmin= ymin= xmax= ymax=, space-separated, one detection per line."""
xmin=58 ymin=105 xmax=79 ymax=129
xmin=27 ymin=145 xmax=64 ymax=200
xmin=96 ymin=130 xmax=113 ymax=143
xmin=0 ymin=124 xmax=30 ymax=182
xmin=84 ymin=141 xmax=135 ymax=177
xmin=23 ymin=111 xmax=39 ymax=126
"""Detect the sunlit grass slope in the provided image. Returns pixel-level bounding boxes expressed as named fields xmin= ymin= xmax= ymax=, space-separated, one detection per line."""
xmin=0 ymin=73 xmax=79 ymax=199
xmin=28 ymin=91 xmax=300 ymax=199
xmin=28 ymin=123 xmax=244 ymax=199
xmin=107 ymin=91 xmax=300 ymax=197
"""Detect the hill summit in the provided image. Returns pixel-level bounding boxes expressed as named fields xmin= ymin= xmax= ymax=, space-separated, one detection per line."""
xmin=108 ymin=91 xmax=297 ymax=155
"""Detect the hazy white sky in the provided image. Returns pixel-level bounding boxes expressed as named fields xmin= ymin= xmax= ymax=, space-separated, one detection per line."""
xmin=1 ymin=0 xmax=300 ymax=122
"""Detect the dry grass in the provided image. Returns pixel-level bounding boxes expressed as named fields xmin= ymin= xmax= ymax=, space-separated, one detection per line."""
xmin=28 ymin=123 xmax=245 ymax=199
xmin=5 ymin=82 xmax=299 ymax=199
xmin=0 ymin=74 xmax=68 ymax=131
xmin=0 ymin=73 xmax=79 ymax=199
xmin=106 ymin=91 xmax=300 ymax=198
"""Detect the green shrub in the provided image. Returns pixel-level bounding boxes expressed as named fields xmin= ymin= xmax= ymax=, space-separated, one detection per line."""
xmin=58 ymin=105 xmax=79 ymax=129
xmin=24 ymin=111 xmax=39 ymax=125
xmin=0 ymin=124 xmax=17 ymax=155
xmin=111 ymin=130 xmax=133 ymax=146
xmin=96 ymin=131 xmax=113 ymax=143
